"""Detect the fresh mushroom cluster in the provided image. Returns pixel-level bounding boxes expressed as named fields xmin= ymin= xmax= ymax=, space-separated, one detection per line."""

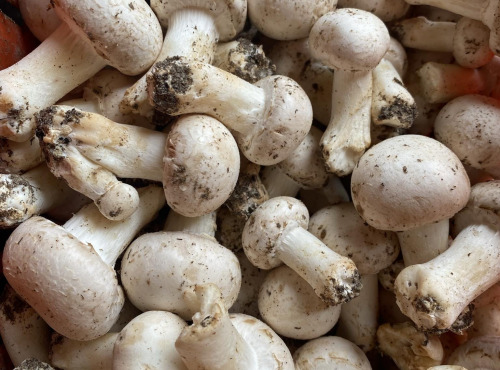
xmin=2 ymin=0 xmax=500 ymax=369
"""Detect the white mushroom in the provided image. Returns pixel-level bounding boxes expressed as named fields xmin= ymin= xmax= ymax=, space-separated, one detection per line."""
xmin=112 ymin=311 xmax=187 ymax=370
xmin=298 ymin=174 xmax=350 ymax=215
xmin=18 ymin=0 xmax=61 ymax=42
xmin=309 ymin=8 xmax=390 ymax=175
xmin=376 ymin=321 xmax=444 ymax=370
xmin=2 ymin=185 xmax=165 ymax=340
xmin=258 ymin=265 xmax=341 ymax=340
xmin=434 ymin=94 xmax=500 ymax=178
xmin=467 ymin=282 xmax=500 ymax=338
xmin=175 ymin=283 xmax=294 ymax=369
xmin=0 ymin=163 xmax=79 ymax=228
xmin=0 ymin=0 xmax=162 ymax=142
xmin=50 ymin=332 xmax=119 ymax=370
xmin=293 ymin=336 xmax=372 ymax=369
xmin=242 ymin=196 xmax=361 ymax=306
xmin=248 ymin=0 xmax=337 ymax=41
xmin=120 ymin=231 xmax=241 ymax=320
xmin=351 ymin=134 xmax=470 ymax=266
xmin=0 ymin=137 xmax=43 ymax=174
xmin=120 ymin=0 xmax=247 ymax=118
xmin=163 ymin=210 xmax=217 ymax=238
xmin=308 ymin=202 xmax=400 ymax=275
xmin=36 ymin=106 xmax=240 ymax=219
xmin=0 ymin=285 xmax=51 ymax=367
xmin=147 ymin=56 xmax=313 ymax=165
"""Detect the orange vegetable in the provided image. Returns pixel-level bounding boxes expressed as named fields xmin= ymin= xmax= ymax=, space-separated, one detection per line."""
xmin=0 ymin=10 xmax=37 ymax=70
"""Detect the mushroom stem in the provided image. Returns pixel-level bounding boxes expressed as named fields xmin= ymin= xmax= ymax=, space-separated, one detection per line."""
xmin=163 ymin=210 xmax=217 ymax=238
xmin=321 ymin=69 xmax=372 ymax=176
xmin=121 ymin=8 xmax=218 ymax=117
xmin=0 ymin=22 xmax=106 ymax=142
xmin=63 ymin=185 xmax=166 ymax=267
xmin=0 ymin=138 xmax=43 ymax=174
xmin=397 ymin=218 xmax=450 ymax=266
xmin=404 ymin=0 xmax=486 ymax=21
xmin=392 ymin=17 xmax=456 ymax=52
xmin=276 ymin=224 xmax=362 ymax=306
xmin=175 ymin=284 xmax=258 ymax=369
xmin=395 ymin=223 xmax=500 ymax=332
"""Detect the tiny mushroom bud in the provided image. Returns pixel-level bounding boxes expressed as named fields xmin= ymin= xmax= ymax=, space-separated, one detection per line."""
xmin=147 ymin=56 xmax=313 ymax=165
xmin=351 ymin=135 xmax=470 ymax=266
xmin=376 ymin=321 xmax=444 ymax=370
xmin=112 ymin=311 xmax=188 ymax=370
xmin=248 ymin=0 xmax=338 ymax=41
xmin=258 ymin=265 xmax=342 ymax=340
xmin=175 ymin=283 xmax=294 ymax=369
xmin=120 ymin=231 xmax=241 ymax=320
xmin=309 ymin=8 xmax=391 ymax=175
xmin=2 ymin=185 xmax=165 ymax=340
xmin=242 ymin=196 xmax=362 ymax=306
xmin=434 ymin=94 xmax=500 ymax=179
xmin=293 ymin=336 xmax=372 ymax=369
xmin=120 ymin=0 xmax=247 ymax=118
xmin=0 ymin=0 xmax=163 ymax=142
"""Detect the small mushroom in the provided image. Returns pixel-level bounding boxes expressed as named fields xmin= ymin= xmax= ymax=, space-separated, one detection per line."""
xmin=2 ymin=185 xmax=165 ymax=340
xmin=147 ymin=56 xmax=313 ymax=165
xmin=258 ymin=265 xmax=341 ymax=340
xmin=242 ymin=196 xmax=361 ymax=306
xmin=175 ymin=283 xmax=294 ymax=369
xmin=293 ymin=336 xmax=372 ymax=369
xmin=120 ymin=231 xmax=241 ymax=320
xmin=309 ymin=8 xmax=391 ymax=175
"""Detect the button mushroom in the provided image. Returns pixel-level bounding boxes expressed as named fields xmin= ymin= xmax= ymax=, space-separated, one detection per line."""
xmin=2 ymin=185 xmax=165 ymax=340
xmin=242 ymin=196 xmax=361 ymax=306
xmin=147 ymin=56 xmax=313 ymax=165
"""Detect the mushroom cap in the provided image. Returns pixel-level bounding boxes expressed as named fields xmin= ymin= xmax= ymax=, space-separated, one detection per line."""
xmin=309 ymin=8 xmax=390 ymax=71
xmin=447 ymin=335 xmax=500 ymax=369
xmin=53 ymin=0 xmax=163 ymax=75
xmin=242 ymin=196 xmax=309 ymax=269
xmin=309 ymin=203 xmax=400 ymax=275
xmin=277 ymin=125 xmax=329 ymax=189
xmin=0 ymin=174 xmax=37 ymax=228
xmin=293 ymin=336 xmax=371 ymax=370
xmin=248 ymin=0 xmax=337 ymax=40
xmin=258 ymin=265 xmax=341 ymax=340
xmin=2 ymin=216 xmax=124 ymax=341
xmin=151 ymin=0 xmax=247 ymax=41
xmin=120 ymin=231 xmax=241 ymax=320
xmin=351 ymin=135 xmax=471 ymax=231
xmin=241 ymin=75 xmax=312 ymax=166
xmin=163 ymin=114 xmax=240 ymax=217
xmin=434 ymin=94 xmax=500 ymax=177
xmin=230 ymin=313 xmax=295 ymax=369
xmin=113 ymin=311 xmax=187 ymax=369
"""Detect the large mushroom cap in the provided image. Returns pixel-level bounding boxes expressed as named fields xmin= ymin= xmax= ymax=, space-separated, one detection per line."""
xmin=53 ymin=0 xmax=163 ymax=75
xmin=163 ymin=114 xmax=240 ymax=217
xmin=2 ymin=216 xmax=124 ymax=341
xmin=351 ymin=135 xmax=471 ymax=231
xmin=151 ymin=0 xmax=247 ymax=41
xmin=248 ymin=0 xmax=337 ymax=40
xmin=434 ymin=94 xmax=500 ymax=178
xmin=309 ymin=8 xmax=390 ymax=71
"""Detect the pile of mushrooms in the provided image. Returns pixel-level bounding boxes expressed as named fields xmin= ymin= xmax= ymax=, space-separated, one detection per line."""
xmin=2 ymin=0 xmax=500 ymax=369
